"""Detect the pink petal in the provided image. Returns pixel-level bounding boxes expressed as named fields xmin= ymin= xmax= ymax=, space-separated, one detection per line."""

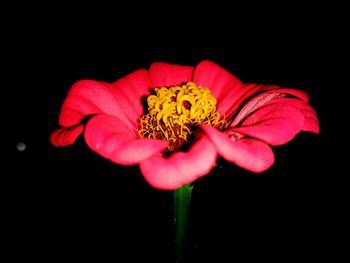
xmin=50 ymin=124 xmax=84 ymax=147
xmin=193 ymin=60 xmax=242 ymax=114
xmin=112 ymin=69 xmax=152 ymax=125
xmin=201 ymin=125 xmax=274 ymax=173
xmin=233 ymin=101 xmax=305 ymax=146
xmin=302 ymin=110 xmax=319 ymax=133
xmin=149 ymin=62 xmax=194 ymax=87
xmin=230 ymin=92 xmax=286 ymax=127
xmin=84 ymin=114 xmax=168 ymax=165
xmin=265 ymin=88 xmax=309 ymax=102
xmin=59 ymin=80 xmax=134 ymax=130
xmin=225 ymin=84 xmax=309 ymax=119
xmin=280 ymin=98 xmax=319 ymax=134
xmin=139 ymin=136 xmax=217 ymax=190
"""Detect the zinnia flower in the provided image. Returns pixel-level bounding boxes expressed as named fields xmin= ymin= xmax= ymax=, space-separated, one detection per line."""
xmin=50 ymin=60 xmax=319 ymax=190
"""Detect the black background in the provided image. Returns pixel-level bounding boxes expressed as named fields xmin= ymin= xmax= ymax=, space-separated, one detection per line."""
xmin=10 ymin=12 xmax=343 ymax=262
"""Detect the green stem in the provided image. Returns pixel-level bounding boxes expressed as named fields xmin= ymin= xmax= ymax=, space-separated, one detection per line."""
xmin=173 ymin=184 xmax=193 ymax=263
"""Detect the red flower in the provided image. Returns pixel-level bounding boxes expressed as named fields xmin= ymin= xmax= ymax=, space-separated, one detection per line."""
xmin=50 ymin=61 xmax=319 ymax=190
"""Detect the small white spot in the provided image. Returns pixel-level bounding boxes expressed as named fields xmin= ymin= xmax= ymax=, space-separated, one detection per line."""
xmin=16 ymin=142 xmax=26 ymax=152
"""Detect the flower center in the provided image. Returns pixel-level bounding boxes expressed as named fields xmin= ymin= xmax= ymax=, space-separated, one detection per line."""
xmin=138 ymin=82 xmax=225 ymax=152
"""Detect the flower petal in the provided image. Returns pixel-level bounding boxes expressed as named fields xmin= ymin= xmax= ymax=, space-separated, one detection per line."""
xmin=230 ymin=92 xmax=286 ymax=127
xmin=140 ymin=136 xmax=217 ymax=190
xmin=193 ymin=60 xmax=242 ymax=114
xmin=278 ymin=98 xmax=319 ymax=134
xmin=59 ymin=80 xmax=133 ymax=130
xmin=112 ymin=69 xmax=152 ymax=124
xmin=50 ymin=124 xmax=84 ymax=147
xmin=225 ymin=84 xmax=309 ymax=119
xmin=302 ymin=108 xmax=319 ymax=133
xmin=265 ymin=88 xmax=309 ymax=102
xmin=233 ymin=101 xmax=305 ymax=146
xmin=84 ymin=114 xmax=168 ymax=165
xmin=149 ymin=62 xmax=194 ymax=87
xmin=201 ymin=125 xmax=274 ymax=173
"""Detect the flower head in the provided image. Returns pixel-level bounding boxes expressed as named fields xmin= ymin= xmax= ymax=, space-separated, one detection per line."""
xmin=138 ymin=82 xmax=225 ymax=153
xmin=50 ymin=61 xmax=319 ymax=190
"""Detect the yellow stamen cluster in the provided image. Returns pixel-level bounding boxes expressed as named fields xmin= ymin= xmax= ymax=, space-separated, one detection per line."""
xmin=138 ymin=82 xmax=225 ymax=152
